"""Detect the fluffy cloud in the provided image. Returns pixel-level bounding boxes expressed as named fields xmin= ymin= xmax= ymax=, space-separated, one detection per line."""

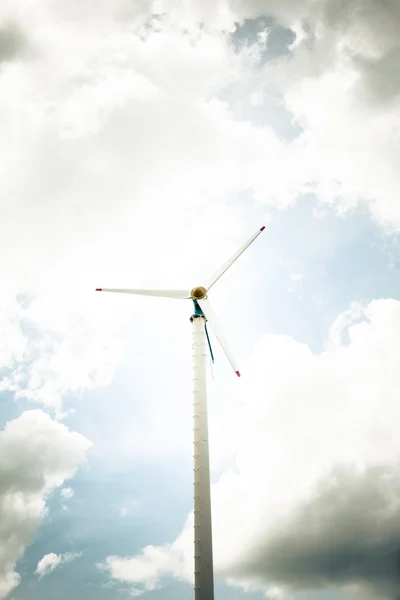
xmin=145 ymin=0 xmax=400 ymax=229
xmin=0 ymin=1 xmax=398 ymax=598
xmin=60 ymin=486 xmax=74 ymax=509
xmin=105 ymin=298 xmax=400 ymax=599
xmin=0 ymin=1 xmax=281 ymax=291
xmin=0 ymin=0 xmax=295 ymax=417
xmin=60 ymin=486 xmax=74 ymax=500
xmin=0 ymin=410 xmax=90 ymax=597
xmin=0 ymin=1 xmax=399 ymax=292
xmin=36 ymin=551 xmax=82 ymax=578
xmin=2 ymin=0 xmax=399 ymax=416
xmin=103 ymin=522 xmax=192 ymax=596
xmin=0 ymin=288 xmax=120 ymax=415
xmin=246 ymin=0 xmax=400 ymax=227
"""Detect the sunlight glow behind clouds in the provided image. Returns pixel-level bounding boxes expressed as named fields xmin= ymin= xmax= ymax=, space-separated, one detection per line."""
xmin=0 ymin=8 xmax=290 ymax=417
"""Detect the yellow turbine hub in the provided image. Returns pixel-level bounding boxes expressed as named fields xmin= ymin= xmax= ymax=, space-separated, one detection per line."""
xmin=190 ymin=286 xmax=207 ymax=300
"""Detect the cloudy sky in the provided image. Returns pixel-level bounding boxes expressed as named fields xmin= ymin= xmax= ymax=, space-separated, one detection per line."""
xmin=1 ymin=1 xmax=400 ymax=599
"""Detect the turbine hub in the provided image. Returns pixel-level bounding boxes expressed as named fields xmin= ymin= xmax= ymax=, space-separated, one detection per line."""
xmin=190 ymin=286 xmax=207 ymax=300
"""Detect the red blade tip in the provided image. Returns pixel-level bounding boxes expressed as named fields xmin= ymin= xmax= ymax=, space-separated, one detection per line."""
xmin=260 ymin=226 xmax=265 ymax=231
xmin=236 ymin=370 xmax=241 ymax=377
xmin=96 ymin=288 xmax=102 ymax=291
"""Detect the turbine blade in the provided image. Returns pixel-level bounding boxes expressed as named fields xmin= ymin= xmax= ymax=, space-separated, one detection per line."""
xmin=198 ymin=297 xmax=240 ymax=377
xmin=205 ymin=226 xmax=265 ymax=291
xmin=95 ymin=288 xmax=190 ymax=299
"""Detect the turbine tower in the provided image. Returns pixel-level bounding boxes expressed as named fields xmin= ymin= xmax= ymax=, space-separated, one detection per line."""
xmin=96 ymin=225 xmax=265 ymax=599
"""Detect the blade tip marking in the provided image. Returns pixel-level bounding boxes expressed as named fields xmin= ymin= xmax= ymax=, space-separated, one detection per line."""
xmin=260 ymin=226 xmax=265 ymax=231
xmin=236 ymin=370 xmax=241 ymax=377
xmin=96 ymin=288 xmax=102 ymax=291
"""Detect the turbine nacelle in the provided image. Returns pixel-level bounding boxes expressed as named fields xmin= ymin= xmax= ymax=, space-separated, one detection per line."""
xmin=96 ymin=225 xmax=265 ymax=376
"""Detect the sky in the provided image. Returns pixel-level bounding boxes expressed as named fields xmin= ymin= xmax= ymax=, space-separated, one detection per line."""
xmin=1 ymin=0 xmax=400 ymax=599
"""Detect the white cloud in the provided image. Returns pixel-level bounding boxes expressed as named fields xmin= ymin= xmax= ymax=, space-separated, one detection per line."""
xmin=36 ymin=551 xmax=82 ymax=579
xmin=103 ymin=535 xmax=190 ymax=596
xmin=1 ymin=0 xmax=398 ymax=421
xmin=0 ymin=2 xmax=296 ymax=418
xmin=0 ymin=289 xmax=120 ymax=415
xmin=0 ymin=410 xmax=90 ymax=597
xmin=1 ymin=2 xmax=400 ymax=597
xmin=0 ymin=0 xmax=398 ymax=307
xmin=135 ymin=1 xmax=400 ymax=230
xmin=147 ymin=2 xmax=400 ymax=231
xmin=0 ymin=5 xmax=281 ymax=287
xmin=246 ymin=0 xmax=400 ymax=228
xmin=35 ymin=553 xmax=62 ymax=579
xmin=60 ymin=486 xmax=74 ymax=500
xmin=105 ymin=298 xmax=400 ymax=599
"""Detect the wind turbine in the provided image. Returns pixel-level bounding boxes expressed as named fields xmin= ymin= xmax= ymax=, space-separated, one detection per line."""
xmin=96 ymin=225 xmax=265 ymax=600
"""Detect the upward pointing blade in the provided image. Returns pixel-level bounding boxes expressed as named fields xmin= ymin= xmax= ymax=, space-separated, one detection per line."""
xmin=204 ymin=225 xmax=265 ymax=291
xmin=95 ymin=288 xmax=190 ymax=299
xmin=198 ymin=297 xmax=240 ymax=377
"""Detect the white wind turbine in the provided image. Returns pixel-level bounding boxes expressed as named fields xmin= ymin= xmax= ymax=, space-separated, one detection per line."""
xmin=96 ymin=225 xmax=265 ymax=600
